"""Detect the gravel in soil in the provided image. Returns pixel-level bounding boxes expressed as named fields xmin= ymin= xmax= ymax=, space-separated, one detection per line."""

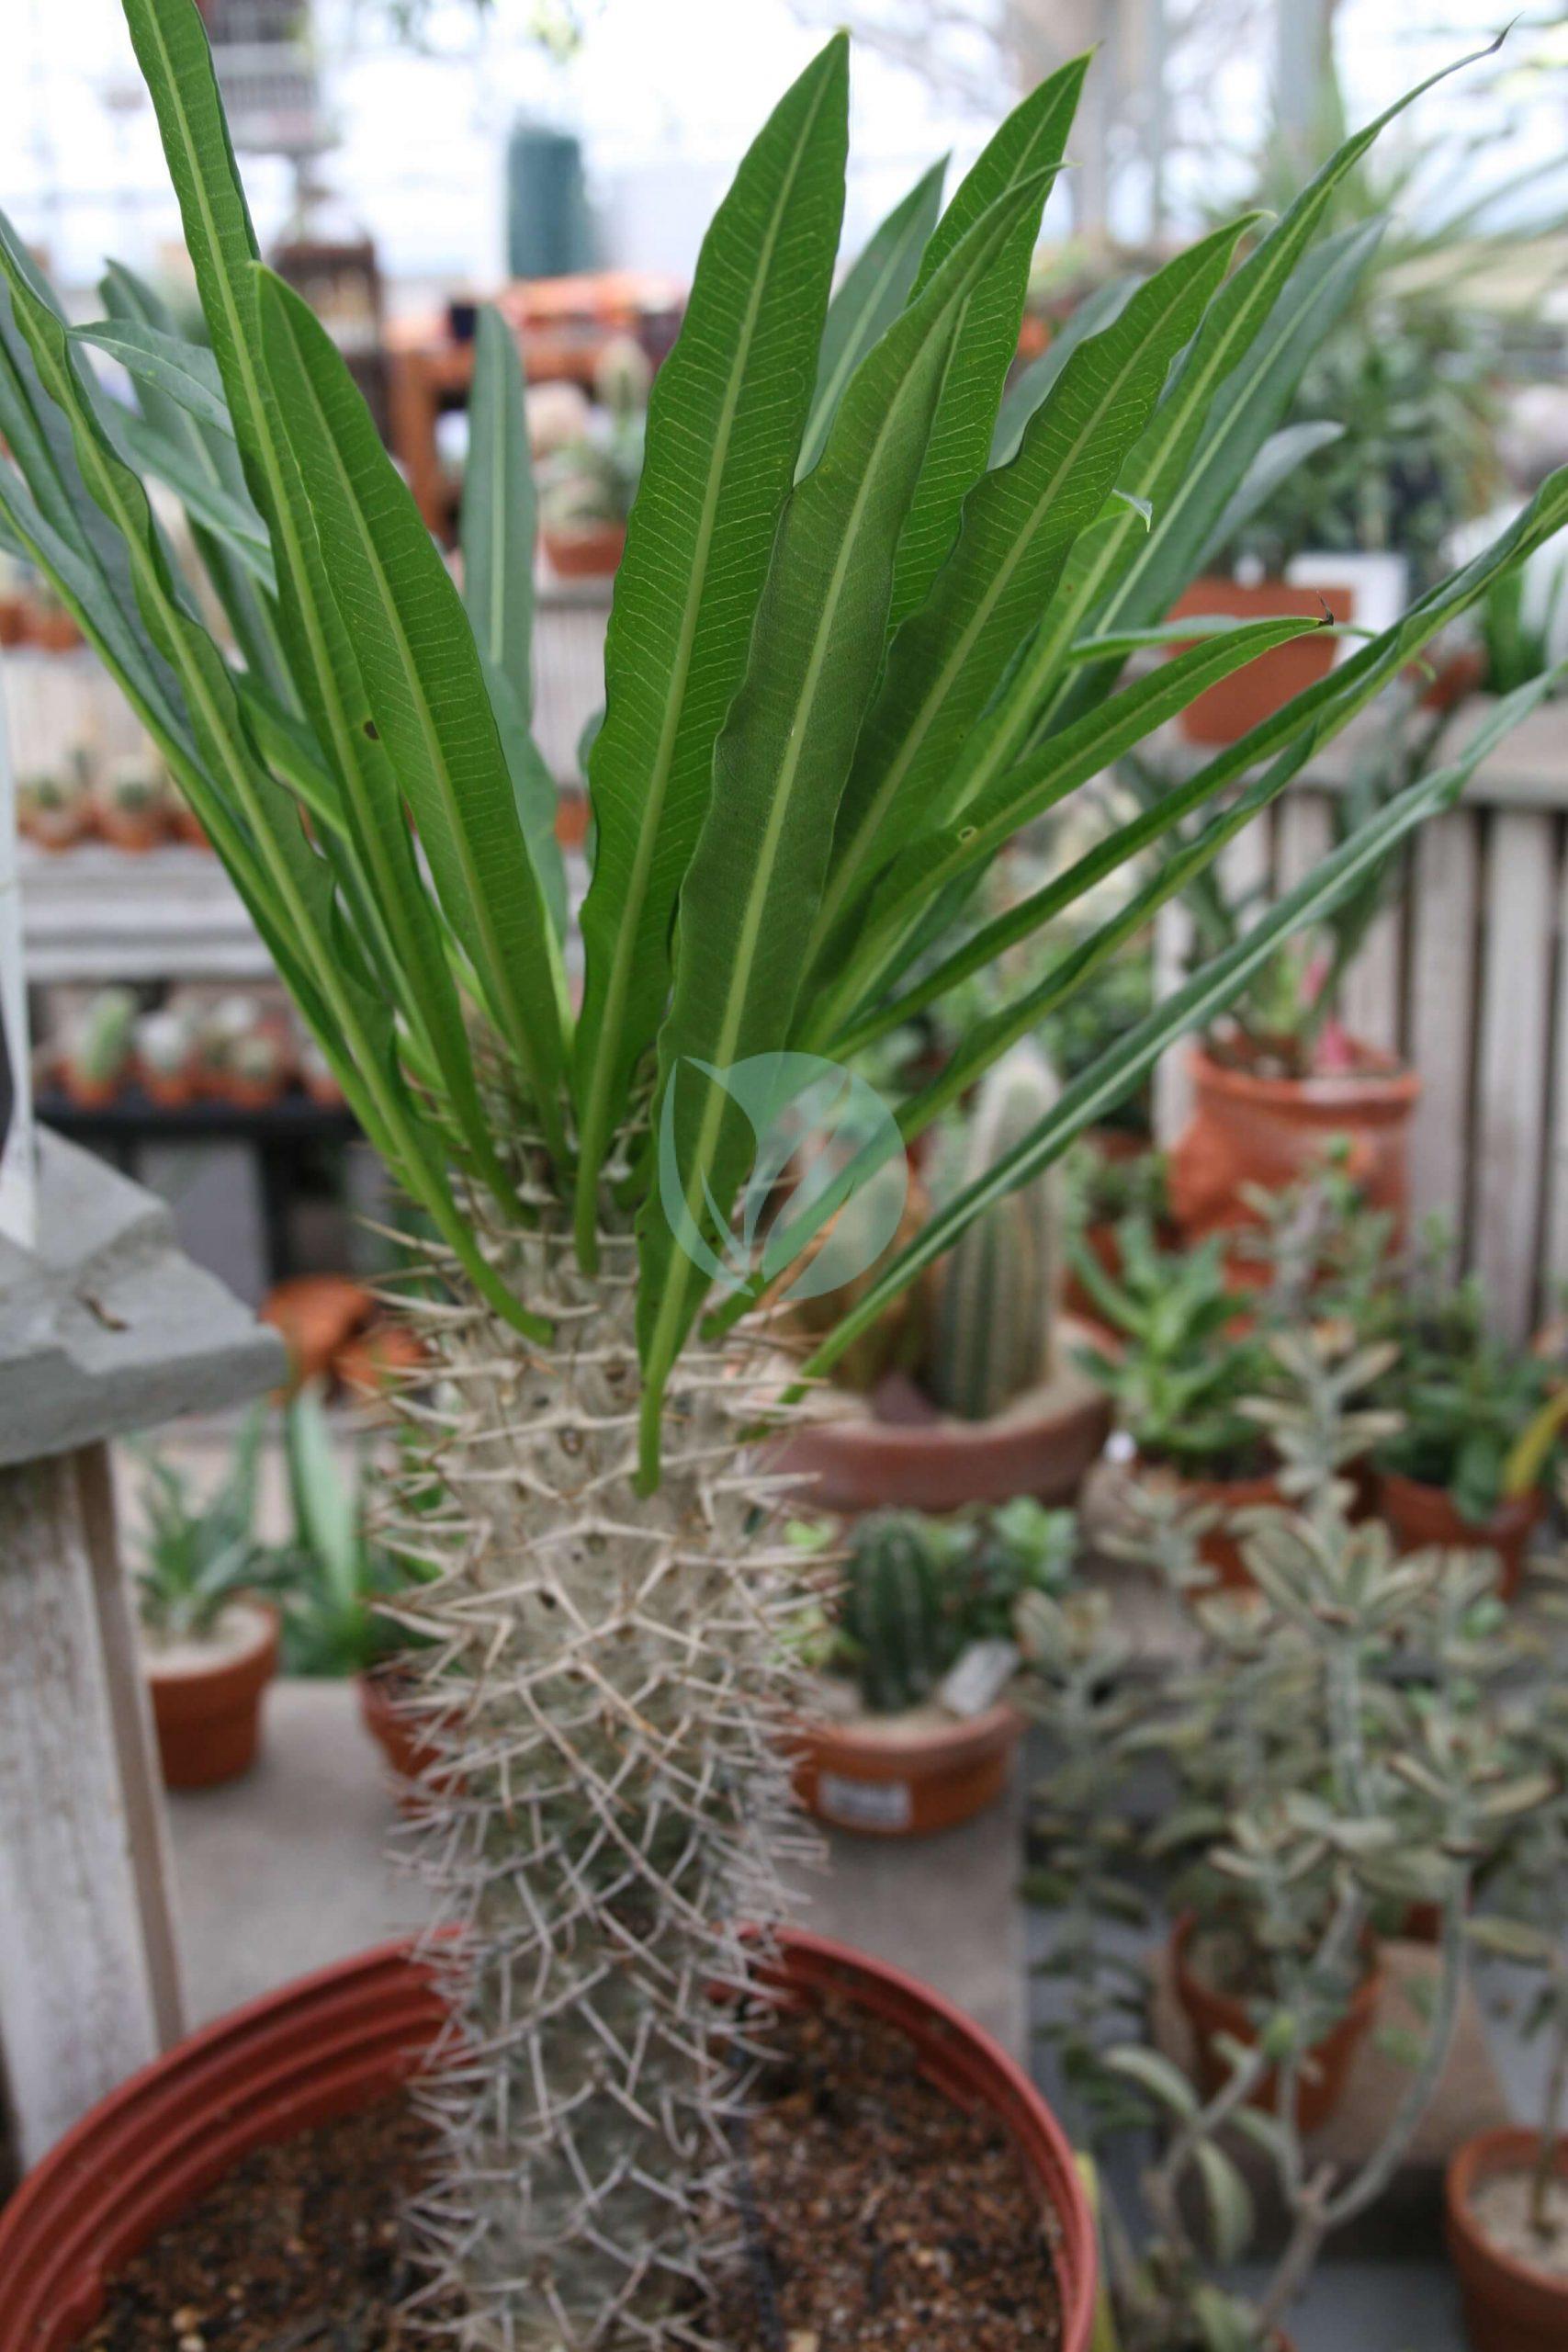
xmin=74 ymin=2003 xmax=1063 ymax=2352
xmin=1469 ymin=2166 xmax=1568 ymax=2283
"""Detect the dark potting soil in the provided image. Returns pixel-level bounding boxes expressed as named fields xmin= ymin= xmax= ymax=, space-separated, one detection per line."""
xmin=73 ymin=2002 xmax=1064 ymax=2352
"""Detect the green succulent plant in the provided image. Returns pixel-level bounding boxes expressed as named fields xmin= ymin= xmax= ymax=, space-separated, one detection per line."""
xmin=928 ymin=1038 xmax=1061 ymax=1419
xmin=133 ymin=1402 xmax=272 ymax=1644
xmin=276 ymin=1385 xmax=424 ymax=1678
xmin=1 ymin=5 xmax=1563 ymax=2338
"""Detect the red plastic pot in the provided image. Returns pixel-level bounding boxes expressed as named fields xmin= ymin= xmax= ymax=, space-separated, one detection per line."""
xmin=1166 ymin=577 xmax=1352 ymax=745
xmin=773 ymin=1319 xmax=1110 ymax=1515
xmin=1169 ymin=1042 xmax=1420 ymax=1249
xmin=0 ymin=1929 xmax=1098 ymax=2352
xmin=790 ymin=1701 xmax=1023 ymax=1837
xmin=1376 ymin=1469 xmax=1545 ymax=1603
xmin=356 ymin=1666 xmax=458 ymax=1794
xmin=1447 ymin=2128 xmax=1568 ymax=2352
xmin=1172 ymin=1914 xmax=1383 ymax=2135
xmin=145 ymin=1601 xmax=278 ymax=1790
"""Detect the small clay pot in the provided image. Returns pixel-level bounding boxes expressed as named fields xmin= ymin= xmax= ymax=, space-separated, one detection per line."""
xmin=1169 ymin=1041 xmax=1420 ymax=1249
xmin=171 ymin=804 xmax=211 ymax=851
xmin=26 ymin=606 xmax=84 ymax=653
xmin=221 ymin=1072 xmax=286 ymax=1112
xmin=96 ymin=806 xmax=167 ymax=854
xmin=1447 ymin=2129 xmax=1568 ymax=2352
xmin=60 ymin=1064 xmax=124 ymax=1112
xmin=790 ymin=1700 xmax=1023 ymax=1838
xmin=1130 ymin=1453 xmax=1284 ymax=1593
xmin=260 ymin=1274 xmax=372 ymax=1390
xmin=555 ymin=787 xmax=592 ymax=850
xmin=542 ymin=521 xmax=626 ymax=579
xmin=0 ymin=595 xmax=28 ymax=646
xmin=139 ymin=1066 xmax=198 ymax=1110
xmin=1166 ymin=577 xmax=1352 ymax=745
xmin=1375 ymin=1469 xmax=1545 ymax=1603
xmin=335 ymin=1320 xmax=428 ymax=1405
xmin=357 ymin=1667 xmax=457 ymax=1794
xmin=1171 ymin=1913 xmax=1382 ymax=2135
xmin=21 ymin=804 xmax=88 ymax=853
xmin=773 ymin=1317 xmax=1110 ymax=1515
xmin=145 ymin=1601 xmax=278 ymax=1791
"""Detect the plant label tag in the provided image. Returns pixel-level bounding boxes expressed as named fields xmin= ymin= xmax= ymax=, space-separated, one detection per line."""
xmin=941 ymin=1639 xmax=1019 ymax=1718
xmin=817 ymin=1772 xmax=912 ymax=1832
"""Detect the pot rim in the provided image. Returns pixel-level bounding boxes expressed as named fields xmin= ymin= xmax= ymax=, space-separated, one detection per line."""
xmin=1171 ymin=1910 xmax=1385 ymax=2034
xmin=1185 ymin=1038 xmax=1419 ymax=1113
xmin=1446 ymin=2126 xmax=1568 ymax=2299
xmin=141 ymin=1594 xmax=280 ymax=1685
xmin=0 ymin=1927 xmax=1097 ymax=2352
xmin=1376 ymin=1467 xmax=1547 ymax=1538
xmin=793 ymin=1693 xmax=1023 ymax=1771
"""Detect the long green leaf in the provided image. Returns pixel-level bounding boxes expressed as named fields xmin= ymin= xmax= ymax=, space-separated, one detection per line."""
xmin=989 ymin=273 xmax=1138 ymax=466
xmin=1195 ymin=418 xmax=1347 ymax=575
xmin=573 ymin=38 xmax=850 ymax=1257
xmin=73 ymin=316 xmax=232 ymax=435
xmin=797 ymin=155 xmax=946 ymax=480
xmin=256 ymin=268 xmax=569 ymax=1162
xmin=634 ymin=168 xmax=1053 ymax=1479
xmin=462 ymin=303 xmax=568 ymax=938
xmin=107 ymin=403 xmax=276 ymax=586
xmin=811 ymin=213 xmax=1256 ymax=959
xmin=887 ymin=54 xmax=1087 ymax=627
xmin=798 ymin=684 xmax=1555 ymax=1388
xmin=99 ymin=258 xmax=293 ymax=704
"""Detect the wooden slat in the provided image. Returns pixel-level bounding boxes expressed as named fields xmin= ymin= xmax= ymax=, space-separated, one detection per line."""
xmin=1340 ymin=883 xmax=1404 ymax=1058
xmin=1405 ymin=807 xmax=1482 ymax=1246
xmin=1275 ymin=789 xmax=1334 ymax=894
xmin=1472 ymin=808 xmax=1558 ymax=1337
xmin=0 ymin=1447 xmax=179 ymax=2166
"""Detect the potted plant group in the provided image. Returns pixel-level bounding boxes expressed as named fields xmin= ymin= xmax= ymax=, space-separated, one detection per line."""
xmin=131 ymin=1402 xmax=280 ymax=1790
xmin=789 ymin=1498 xmax=1074 ymax=1834
xmin=0 ymin=6 xmax=1561 ymax=2341
xmin=1020 ymin=1348 xmax=1539 ymax=2349
xmin=780 ymin=1043 xmax=1110 ymax=1511
xmin=1449 ymin=1684 xmax=1568 ymax=2352
xmin=58 ymin=985 xmax=138 ymax=1108
xmin=1368 ymin=1243 xmax=1560 ymax=1599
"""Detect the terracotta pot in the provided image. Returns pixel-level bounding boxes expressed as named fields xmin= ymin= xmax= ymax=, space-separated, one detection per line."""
xmin=0 ymin=594 xmax=28 ymax=646
xmin=27 ymin=607 xmax=84 ymax=653
xmin=96 ymin=807 xmax=167 ymax=854
xmin=542 ymin=521 xmax=626 ymax=579
xmin=356 ymin=1665 xmax=455 ymax=1791
xmin=1171 ymin=1914 xmax=1382 ymax=2135
xmin=145 ymin=1600 xmax=278 ymax=1790
xmin=139 ymin=1065 xmax=199 ymax=1110
xmin=22 ymin=806 xmax=88 ymax=853
xmin=773 ymin=1317 xmax=1110 ymax=1515
xmin=335 ymin=1319 xmax=428 ymax=1404
xmin=1169 ymin=1042 xmax=1420 ymax=1249
xmin=555 ymin=787 xmax=592 ymax=850
xmin=59 ymin=1065 xmax=123 ymax=1111
xmin=1131 ymin=1454 xmax=1283 ymax=1593
xmin=171 ymin=804 xmax=211 ymax=851
xmin=0 ymin=1929 xmax=1098 ymax=2352
xmin=260 ymin=1273 xmax=372 ymax=1390
xmin=1447 ymin=2128 xmax=1568 ymax=2352
xmin=1166 ymin=577 xmax=1351 ymax=745
xmin=1375 ymin=1469 xmax=1544 ymax=1603
xmin=790 ymin=1700 xmax=1023 ymax=1838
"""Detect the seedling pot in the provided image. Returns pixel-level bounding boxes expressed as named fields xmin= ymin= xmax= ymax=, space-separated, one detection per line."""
xmin=790 ymin=1698 xmax=1023 ymax=1836
xmin=1376 ymin=1469 xmax=1544 ymax=1602
xmin=1447 ymin=2129 xmax=1568 ymax=2352
xmin=1129 ymin=1454 xmax=1284 ymax=1592
xmin=1169 ymin=1042 xmax=1420 ymax=1248
xmin=1166 ymin=577 xmax=1351 ymax=744
xmin=145 ymin=1600 xmax=278 ymax=1789
xmin=0 ymin=1929 xmax=1098 ymax=2352
xmin=542 ymin=521 xmax=626 ymax=577
xmin=1171 ymin=1913 xmax=1383 ymax=2135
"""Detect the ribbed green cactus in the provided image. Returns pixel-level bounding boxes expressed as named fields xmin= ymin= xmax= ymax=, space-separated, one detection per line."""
xmin=843 ymin=1511 xmax=950 ymax=1713
xmin=929 ymin=1041 xmax=1062 ymax=1420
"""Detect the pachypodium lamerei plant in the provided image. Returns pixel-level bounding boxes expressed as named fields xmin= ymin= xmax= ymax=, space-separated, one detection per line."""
xmin=3 ymin=5 xmax=1566 ymax=2341
xmin=929 ymin=1038 xmax=1061 ymax=1419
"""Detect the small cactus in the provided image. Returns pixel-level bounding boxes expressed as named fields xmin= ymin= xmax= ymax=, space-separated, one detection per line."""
xmin=842 ymin=1511 xmax=950 ymax=1713
xmin=929 ymin=1041 xmax=1062 ymax=1421
xmin=67 ymin=988 xmax=137 ymax=1088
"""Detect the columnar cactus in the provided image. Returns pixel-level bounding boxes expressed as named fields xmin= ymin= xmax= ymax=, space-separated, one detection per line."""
xmin=929 ymin=1041 xmax=1062 ymax=1420
xmin=840 ymin=1510 xmax=948 ymax=1713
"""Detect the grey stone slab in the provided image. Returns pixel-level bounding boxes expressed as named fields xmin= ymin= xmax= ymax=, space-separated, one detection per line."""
xmin=0 ymin=1130 xmax=284 ymax=1467
xmin=168 ymin=1679 xmax=1028 ymax=2058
